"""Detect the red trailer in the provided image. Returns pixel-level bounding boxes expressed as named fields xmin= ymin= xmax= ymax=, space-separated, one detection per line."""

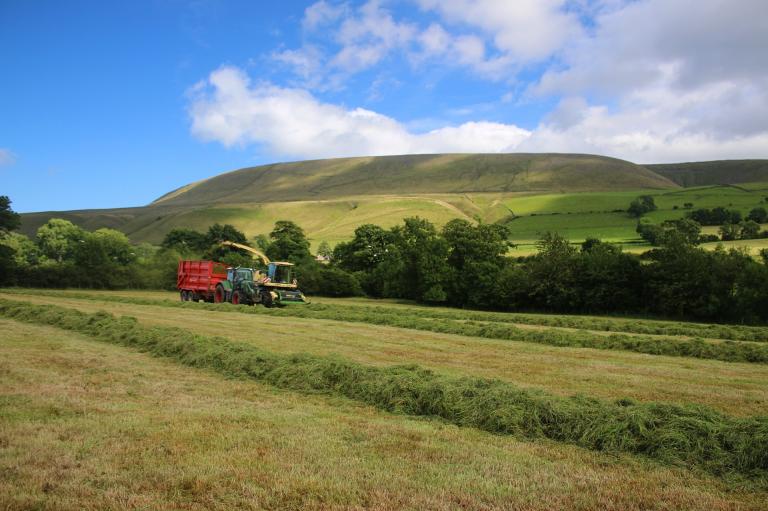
xmin=177 ymin=260 xmax=228 ymax=302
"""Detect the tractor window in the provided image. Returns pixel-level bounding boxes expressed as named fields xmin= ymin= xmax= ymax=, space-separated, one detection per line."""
xmin=235 ymin=269 xmax=253 ymax=282
xmin=272 ymin=265 xmax=293 ymax=284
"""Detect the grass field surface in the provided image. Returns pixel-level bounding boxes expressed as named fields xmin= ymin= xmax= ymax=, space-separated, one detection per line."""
xmin=4 ymin=318 xmax=767 ymax=510
xmin=4 ymin=290 xmax=768 ymax=417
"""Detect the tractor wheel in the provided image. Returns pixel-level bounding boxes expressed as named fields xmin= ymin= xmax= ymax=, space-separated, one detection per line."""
xmin=260 ymin=290 xmax=274 ymax=308
xmin=232 ymin=290 xmax=242 ymax=305
xmin=214 ymin=285 xmax=225 ymax=304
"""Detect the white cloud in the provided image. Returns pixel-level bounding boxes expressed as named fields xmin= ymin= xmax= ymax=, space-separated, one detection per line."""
xmin=518 ymin=82 xmax=768 ymax=162
xmin=417 ymin=0 xmax=582 ymax=61
xmin=303 ymin=1 xmax=346 ymax=31
xmin=189 ymin=66 xmax=768 ymax=163
xmin=189 ymin=66 xmax=531 ymax=159
xmin=202 ymin=0 xmax=768 ymax=163
xmin=535 ymin=0 xmax=768 ymax=97
xmin=0 ymin=148 xmax=16 ymax=166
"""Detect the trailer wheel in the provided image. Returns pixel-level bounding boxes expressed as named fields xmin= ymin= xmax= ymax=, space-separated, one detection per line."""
xmin=180 ymin=290 xmax=188 ymax=301
xmin=214 ymin=285 xmax=225 ymax=303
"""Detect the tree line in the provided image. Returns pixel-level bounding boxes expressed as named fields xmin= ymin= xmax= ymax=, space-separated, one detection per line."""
xmin=2 ymin=195 xmax=768 ymax=323
xmin=329 ymin=217 xmax=768 ymax=323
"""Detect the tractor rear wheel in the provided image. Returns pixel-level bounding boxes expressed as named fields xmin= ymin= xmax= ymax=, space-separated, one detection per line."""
xmin=214 ymin=285 xmax=225 ymax=303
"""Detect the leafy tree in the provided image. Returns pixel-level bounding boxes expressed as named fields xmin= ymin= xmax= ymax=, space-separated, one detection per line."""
xmin=0 ymin=232 xmax=39 ymax=266
xmin=386 ymin=217 xmax=449 ymax=302
xmin=636 ymin=219 xmax=663 ymax=245
xmin=204 ymin=223 xmax=247 ymax=246
xmin=526 ymin=232 xmax=578 ymax=310
xmin=688 ymin=207 xmax=742 ymax=226
xmin=719 ymin=222 xmax=741 ymax=241
xmin=266 ymin=220 xmax=311 ymax=263
xmin=316 ymin=240 xmax=332 ymax=260
xmin=0 ymin=196 xmax=21 ymax=233
xmin=575 ymin=241 xmax=642 ymax=312
xmin=658 ymin=218 xmax=701 ymax=247
xmin=442 ymin=219 xmax=510 ymax=307
xmin=70 ymin=229 xmax=136 ymax=288
xmin=36 ymin=218 xmax=86 ymax=262
xmin=333 ymin=224 xmax=393 ymax=273
xmin=252 ymin=233 xmax=271 ymax=252
xmin=747 ymin=207 xmax=767 ymax=224
xmin=739 ymin=220 xmax=761 ymax=240
xmin=161 ymin=228 xmax=206 ymax=252
xmin=627 ymin=195 xmax=657 ymax=217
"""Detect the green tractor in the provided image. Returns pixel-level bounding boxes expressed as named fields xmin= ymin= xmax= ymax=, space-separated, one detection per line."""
xmin=213 ymin=242 xmax=308 ymax=307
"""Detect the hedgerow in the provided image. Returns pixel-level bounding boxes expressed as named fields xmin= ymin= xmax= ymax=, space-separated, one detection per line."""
xmin=1 ymin=298 xmax=767 ymax=484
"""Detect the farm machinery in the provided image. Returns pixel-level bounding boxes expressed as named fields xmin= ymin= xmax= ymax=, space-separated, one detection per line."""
xmin=177 ymin=241 xmax=308 ymax=307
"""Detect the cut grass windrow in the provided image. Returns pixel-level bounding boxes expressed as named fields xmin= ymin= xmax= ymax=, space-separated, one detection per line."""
xmin=6 ymin=290 xmax=768 ymax=365
xmin=1 ymin=298 xmax=767 ymax=485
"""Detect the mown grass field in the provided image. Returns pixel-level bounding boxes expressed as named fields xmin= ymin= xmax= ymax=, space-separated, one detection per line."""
xmin=2 ymin=289 xmax=768 ymax=509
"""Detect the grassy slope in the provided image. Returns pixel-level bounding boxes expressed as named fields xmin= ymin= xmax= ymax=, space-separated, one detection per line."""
xmin=17 ymin=154 xmax=768 ymax=252
xmin=19 ymin=153 xmax=675 ymax=243
xmin=152 ymin=153 xmax=675 ymax=205
xmin=649 ymin=160 xmax=768 ymax=187
xmin=4 ymin=319 xmax=765 ymax=510
xmin=5 ymin=291 xmax=768 ymax=417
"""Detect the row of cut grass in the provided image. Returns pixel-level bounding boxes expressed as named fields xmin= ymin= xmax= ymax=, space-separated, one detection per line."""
xmin=11 ymin=288 xmax=767 ymax=342
xmin=9 ymin=320 xmax=760 ymax=510
xmin=1 ymin=298 xmax=767 ymax=483
xmin=6 ymin=289 xmax=768 ymax=364
xmin=11 ymin=291 xmax=768 ymax=417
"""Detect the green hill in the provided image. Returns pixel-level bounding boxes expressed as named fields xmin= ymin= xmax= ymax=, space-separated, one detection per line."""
xmin=152 ymin=153 xmax=676 ymax=206
xmin=19 ymin=153 xmax=767 ymax=251
xmin=648 ymin=160 xmax=768 ymax=187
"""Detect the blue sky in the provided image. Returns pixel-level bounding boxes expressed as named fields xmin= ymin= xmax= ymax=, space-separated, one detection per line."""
xmin=2 ymin=0 xmax=767 ymax=213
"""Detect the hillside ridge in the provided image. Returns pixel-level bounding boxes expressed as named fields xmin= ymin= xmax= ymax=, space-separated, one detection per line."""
xmin=151 ymin=153 xmax=676 ymax=206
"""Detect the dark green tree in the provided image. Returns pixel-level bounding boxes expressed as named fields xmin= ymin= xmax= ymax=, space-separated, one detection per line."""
xmin=0 ymin=196 xmax=21 ymax=233
xmin=526 ymin=232 xmax=578 ymax=310
xmin=385 ymin=217 xmax=449 ymax=302
xmin=0 ymin=196 xmax=22 ymax=285
xmin=333 ymin=224 xmax=393 ymax=273
xmin=627 ymin=195 xmax=657 ymax=217
xmin=266 ymin=220 xmax=311 ymax=263
xmin=740 ymin=220 xmax=761 ymax=240
xmin=161 ymin=228 xmax=206 ymax=252
xmin=204 ymin=223 xmax=247 ymax=246
xmin=442 ymin=219 xmax=510 ymax=307
xmin=747 ymin=207 xmax=767 ymax=223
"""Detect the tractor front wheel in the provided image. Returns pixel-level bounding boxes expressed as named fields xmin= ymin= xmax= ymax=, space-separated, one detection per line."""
xmin=232 ymin=290 xmax=242 ymax=305
xmin=260 ymin=290 xmax=274 ymax=308
xmin=214 ymin=285 xmax=225 ymax=304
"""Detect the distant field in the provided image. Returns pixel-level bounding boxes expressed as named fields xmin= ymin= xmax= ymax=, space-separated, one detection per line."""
xmin=2 ymin=289 xmax=768 ymax=509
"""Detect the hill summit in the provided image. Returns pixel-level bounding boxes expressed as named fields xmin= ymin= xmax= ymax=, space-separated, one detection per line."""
xmin=152 ymin=153 xmax=676 ymax=206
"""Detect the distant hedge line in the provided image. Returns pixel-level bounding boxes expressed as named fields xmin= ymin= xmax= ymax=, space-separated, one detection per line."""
xmin=5 ymin=289 xmax=768 ymax=364
xmin=1 ymin=298 xmax=766 ymax=483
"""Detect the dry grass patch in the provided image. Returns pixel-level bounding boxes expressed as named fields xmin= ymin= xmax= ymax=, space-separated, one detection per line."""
xmin=1 ymin=319 xmax=767 ymax=510
xmin=3 ymin=292 xmax=768 ymax=417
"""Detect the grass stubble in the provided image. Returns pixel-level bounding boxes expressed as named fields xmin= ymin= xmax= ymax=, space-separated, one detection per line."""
xmin=1 ymin=300 xmax=767 ymax=486
xmin=4 ymin=290 xmax=768 ymax=417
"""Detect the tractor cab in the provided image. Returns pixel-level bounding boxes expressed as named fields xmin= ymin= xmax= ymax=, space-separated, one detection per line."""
xmin=227 ymin=267 xmax=255 ymax=285
xmin=267 ymin=262 xmax=295 ymax=285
